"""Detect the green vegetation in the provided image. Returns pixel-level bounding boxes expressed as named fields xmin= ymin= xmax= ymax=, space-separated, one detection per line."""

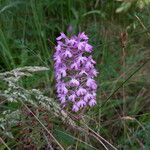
xmin=0 ymin=0 xmax=150 ymax=149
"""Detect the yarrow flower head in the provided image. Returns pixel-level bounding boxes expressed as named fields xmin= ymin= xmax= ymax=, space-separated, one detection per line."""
xmin=54 ymin=32 xmax=98 ymax=112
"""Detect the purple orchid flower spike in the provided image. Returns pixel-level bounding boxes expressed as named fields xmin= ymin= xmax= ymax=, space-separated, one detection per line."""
xmin=54 ymin=32 xmax=98 ymax=112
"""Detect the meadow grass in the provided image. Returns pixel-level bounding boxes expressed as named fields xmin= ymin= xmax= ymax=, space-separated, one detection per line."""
xmin=0 ymin=0 xmax=150 ymax=149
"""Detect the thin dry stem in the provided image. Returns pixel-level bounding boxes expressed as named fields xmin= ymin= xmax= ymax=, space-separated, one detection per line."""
xmin=0 ymin=137 xmax=11 ymax=150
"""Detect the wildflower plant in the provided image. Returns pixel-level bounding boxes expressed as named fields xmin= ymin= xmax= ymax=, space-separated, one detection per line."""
xmin=54 ymin=32 xmax=98 ymax=112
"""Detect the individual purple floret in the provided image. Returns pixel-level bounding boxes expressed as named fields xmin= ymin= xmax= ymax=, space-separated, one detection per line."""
xmin=54 ymin=32 xmax=98 ymax=112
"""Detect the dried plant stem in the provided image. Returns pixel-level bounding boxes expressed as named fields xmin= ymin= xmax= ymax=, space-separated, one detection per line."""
xmin=135 ymin=14 xmax=150 ymax=40
xmin=0 ymin=137 xmax=11 ymax=150
xmin=66 ymin=110 xmax=118 ymax=149
xmin=19 ymin=100 xmax=65 ymax=150
xmin=56 ymin=129 xmax=99 ymax=150
xmin=72 ymin=125 xmax=109 ymax=150
xmin=85 ymin=125 xmax=118 ymax=150
xmin=122 ymin=46 xmax=127 ymax=143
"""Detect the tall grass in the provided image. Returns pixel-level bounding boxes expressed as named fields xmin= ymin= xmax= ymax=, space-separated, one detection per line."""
xmin=0 ymin=0 xmax=150 ymax=149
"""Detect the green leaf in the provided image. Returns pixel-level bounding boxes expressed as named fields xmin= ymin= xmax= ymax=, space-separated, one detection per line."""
xmin=0 ymin=144 xmax=5 ymax=150
xmin=54 ymin=129 xmax=75 ymax=147
xmin=137 ymin=0 xmax=150 ymax=9
xmin=54 ymin=129 xmax=97 ymax=150
xmin=82 ymin=10 xmax=105 ymax=18
xmin=116 ymin=2 xmax=132 ymax=13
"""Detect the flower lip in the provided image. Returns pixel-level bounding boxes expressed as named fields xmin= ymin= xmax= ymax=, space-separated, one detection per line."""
xmin=79 ymin=70 xmax=88 ymax=76
xmin=77 ymin=100 xmax=86 ymax=108
xmin=69 ymin=78 xmax=80 ymax=86
xmin=56 ymin=32 xmax=66 ymax=40
xmin=72 ymin=104 xmax=79 ymax=112
xmin=85 ymin=61 xmax=93 ymax=70
xmin=89 ymin=99 xmax=96 ymax=107
xmin=77 ymin=56 xmax=87 ymax=65
xmin=63 ymin=50 xmax=72 ymax=58
xmin=78 ymin=42 xmax=86 ymax=50
xmin=68 ymin=94 xmax=76 ymax=102
xmin=76 ymin=87 xmax=87 ymax=96
xmin=58 ymin=68 xmax=66 ymax=78
xmin=78 ymin=32 xmax=89 ymax=40
xmin=85 ymin=43 xmax=93 ymax=52
xmin=70 ymin=63 xmax=78 ymax=70
xmin=86 ymin=78 xmax=97 ymax=90
xmin=84 ymin=93 xmax=93 ymax=102
xmin=58 ymin=94 xmax=66 ymax=104
xmin=56 ymin=82 xmax=68 ymax=94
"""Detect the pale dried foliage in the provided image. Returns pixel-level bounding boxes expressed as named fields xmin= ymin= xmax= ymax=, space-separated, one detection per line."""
xmin=0 ymin=66 xmax=75 ymax=133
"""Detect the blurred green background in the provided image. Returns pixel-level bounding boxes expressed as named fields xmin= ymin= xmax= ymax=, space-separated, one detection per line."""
xmin=0 ymin=0 xmax=150 ymax=149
